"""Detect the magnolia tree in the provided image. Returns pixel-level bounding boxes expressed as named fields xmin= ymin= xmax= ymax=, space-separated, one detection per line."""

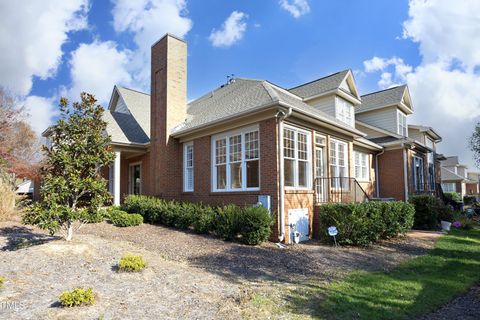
xmin=23 ymin=93 xmax=114 ymax=240
xmin=471 ymin=122 xmax=480 ymax=169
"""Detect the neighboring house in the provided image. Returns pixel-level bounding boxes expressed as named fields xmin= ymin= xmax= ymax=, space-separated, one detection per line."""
xmin=466 ymin=172 xmax=480 ymax=195
xmin=41 ymin=34 xmax=444 ymax=243
xmin=355 ymin=86 xmax=443 ymax=201
xmin=441 ymin=156 xmax=477 ymax=197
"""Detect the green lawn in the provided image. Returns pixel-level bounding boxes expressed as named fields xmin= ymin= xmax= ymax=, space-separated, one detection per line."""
xmin=321 ymin=228 xmax=480 ymax=319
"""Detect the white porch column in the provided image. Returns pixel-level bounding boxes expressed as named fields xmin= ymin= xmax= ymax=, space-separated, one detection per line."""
xmin=113 ymin=151 xmax=121 ymax=206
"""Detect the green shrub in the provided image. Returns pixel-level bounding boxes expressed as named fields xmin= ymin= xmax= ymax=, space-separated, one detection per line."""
xmin=213 ymin=204 xmax=240 ymax=240
xmin=409 ymin=195 xmax=440 ymax=230
xmin=0 ymin=276 xmax=4 ymax=288
xmin=317 ymin=201 xmax=414 ymax=246
xmin=121 ymin=195 xmax=272 ymax=245
xmin=191 ymin=205 xmax=215 ymax=234
xmin=444 ymin=192 xmax=462 ymax=202
xmin=59 ymin=287 xmax=95 ymax=307
xmin=237 ymin=206 xmax=273 ymax=245
xmin=463 ymin=195 xmax=477 ymax=206
xmin=84 ymin=208 xmax=108 ymax=223
xmin=118 ymin=254 xmax=146 ymax=272
xmin=437 ymin=204 xmax=454 ymax=222
xmin=109 ymin=210 xmax=143 ymax=227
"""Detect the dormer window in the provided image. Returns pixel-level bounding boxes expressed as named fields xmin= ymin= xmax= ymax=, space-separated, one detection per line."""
xmin=397 ymin=110 xmax=407 ymax=136
xmin=335 ymin=97 xmax=354 ymax=126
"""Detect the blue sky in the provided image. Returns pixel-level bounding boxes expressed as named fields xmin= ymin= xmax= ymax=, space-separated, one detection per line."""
xmin=1 ymin=0 xmax=480 ymax=169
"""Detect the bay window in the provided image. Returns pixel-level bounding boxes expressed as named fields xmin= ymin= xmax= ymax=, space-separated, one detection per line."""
xmin=284 ymin=126 xmax=312 ymax=189
xmin=354 ymin=151 xmax=369 ymax=181
xmin=183 ymin=142 xmax=194 ymax=191
xmin=212 ymin=126 xmax=259 ymax=191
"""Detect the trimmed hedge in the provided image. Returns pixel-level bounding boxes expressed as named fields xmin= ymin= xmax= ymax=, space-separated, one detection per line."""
xmin=444 ymin=192 xmax=462 ymax=202
xmin=118 ymin=254 xmax=146 ymax=272
xmin=463 ymin=195 xmax=477 ymax=206
xmin=317 ymin=201 xmax=414 ymax=246
xmin=409 ymin=194 xmax=453 ymax=230
xmin=121 ymin=195 xmax=273 ymax=245
xmin=109 ymin=209 xmax=143 ymax=227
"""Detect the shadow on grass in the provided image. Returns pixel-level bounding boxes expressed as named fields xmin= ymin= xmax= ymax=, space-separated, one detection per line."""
xmin=0 ymin=226 xmax=59 ymax=251
xmin=310 ymin=229 xmax=480 ymax=320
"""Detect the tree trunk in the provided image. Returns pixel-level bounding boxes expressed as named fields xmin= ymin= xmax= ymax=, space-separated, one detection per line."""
xmin=65 ymin=221 xmax=73 ymax=241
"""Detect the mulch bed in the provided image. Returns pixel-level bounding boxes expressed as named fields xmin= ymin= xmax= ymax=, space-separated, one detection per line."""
xmin=416 ymin=283 xmax=480 ymax=320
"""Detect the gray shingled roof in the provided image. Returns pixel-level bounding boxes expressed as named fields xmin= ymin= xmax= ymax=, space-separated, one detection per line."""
xmin=288 ymin=70 xmax=349 ymax=99
xmin=441 ymin=167 xmax=468 ymax=182
xmin=356 ymin=85 xmax=408 ymax=114
xmin=172 ymin=78 xmax=363 ymax=136
xmin=104 ymin=86 xmax=150 ymax=145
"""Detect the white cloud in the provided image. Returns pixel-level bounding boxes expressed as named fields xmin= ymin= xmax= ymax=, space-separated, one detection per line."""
xmin=23 ymin=96 xmax=59 ymax=135
xmin=403 ymin=0 xmax=480 ymax=70
xmin=68 ymin=41 xmax=133 ymax=105
xmin=279 ymin=0 xmax=310 ymax=18
xmin=363 ymin=0 xmax=480 ymax=169
xmin=363 ymin=56 xmax=412 ymax=89
xmin=0 ymin=0 xmax=88 ymax=96
xmin=111 ymin=0 xmax=192 ymax=88
xmin=209 ymin=11 xmax=248 ymax=48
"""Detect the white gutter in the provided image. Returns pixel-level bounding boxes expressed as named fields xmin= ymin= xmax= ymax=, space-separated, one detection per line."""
xmin=375 ymin=148 xmax=385 ymax=198
xmin=276 ymin=107 xmax=292 ymax=243
xmin=403 ymin=145 xmax=409 ymax=201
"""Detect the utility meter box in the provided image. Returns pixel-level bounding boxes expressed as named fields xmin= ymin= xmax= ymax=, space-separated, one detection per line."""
xmin=257 ymin=195 xmax=271 ymax=212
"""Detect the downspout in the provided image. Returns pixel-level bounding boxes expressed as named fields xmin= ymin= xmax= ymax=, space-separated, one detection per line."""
xmin=403 ymin=145 xmax=409 ymax=202
xmin=276 ymin=107 xmax=292 ymax=243
xmin=375 ymin=148 xmax=385 ymax=198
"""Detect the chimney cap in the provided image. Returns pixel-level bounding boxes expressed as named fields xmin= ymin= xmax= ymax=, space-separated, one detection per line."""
xmin=151 ymin=33 xmax=187 ymax=48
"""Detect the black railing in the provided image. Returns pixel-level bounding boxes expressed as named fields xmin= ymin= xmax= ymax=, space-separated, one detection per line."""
xmin=314 ymin=177 xmax=370 ymax=204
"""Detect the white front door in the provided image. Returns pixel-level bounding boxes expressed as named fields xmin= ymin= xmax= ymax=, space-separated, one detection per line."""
xmin=288 ymin=208 xmax=309 ymax=243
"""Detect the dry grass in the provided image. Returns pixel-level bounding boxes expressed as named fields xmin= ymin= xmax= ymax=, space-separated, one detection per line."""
xmin=0 ymin=180 xmax=15 ymax=221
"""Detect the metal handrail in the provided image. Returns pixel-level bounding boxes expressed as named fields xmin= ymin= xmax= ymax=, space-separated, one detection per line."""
xmin=314 ymin=177 xmax=370 ymax=204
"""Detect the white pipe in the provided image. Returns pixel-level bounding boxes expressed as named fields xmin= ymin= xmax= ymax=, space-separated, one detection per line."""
xmin=276 ymin=107 xmax=292 ymax=243
xmin=375 ymin=148 xmax=385 ymax=198
xmin=402 ymin=146 xmax=409 ymax=201
xmin=114 ymin=151 xmax=121 ymax=206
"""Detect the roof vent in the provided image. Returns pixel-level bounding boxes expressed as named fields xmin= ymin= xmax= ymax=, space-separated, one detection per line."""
xmin=226 ymin=74 xmax=235 ymax=85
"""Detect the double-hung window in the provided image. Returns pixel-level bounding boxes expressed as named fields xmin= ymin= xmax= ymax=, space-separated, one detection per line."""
xmin=183 ymin=142 xmax=194 ymax=192
xmin=397 ymin=110 xmax=408 ymax=136
xmin=335 ymin=97 xmax=354 ymax=126
xmin=212 ymin=126 xmax=260 ymax=192
xmin=330 ymin=139 xmax=349 ymax=189
xmin=354 ymin=151 xmax=369 ymax=181
xmin=284 ymin=126 xmax=312 ymax=189
xmin=413 ymin=156 xmax=425 ymax=192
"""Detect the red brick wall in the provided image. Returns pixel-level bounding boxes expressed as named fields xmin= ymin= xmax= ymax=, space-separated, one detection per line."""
xmin=377 ymin=148 xmax=406 ymax=201
xmin=179 ymin=118 xmax=281 ymax=238
xmin=466 ymin=183 xmax=479 ymax=195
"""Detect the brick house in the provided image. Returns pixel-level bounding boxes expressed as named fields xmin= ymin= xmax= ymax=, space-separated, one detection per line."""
xmin=51 ymin=34 xmax=444 ymax=243
xmin=440 ymin=156 xmax=479 ymax=197
xmin=354 ymin=86 xmax=443 ymax=201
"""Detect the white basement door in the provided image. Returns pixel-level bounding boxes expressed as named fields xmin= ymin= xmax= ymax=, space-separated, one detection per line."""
xmin=288 ymin=208 xmax=309 ymax=243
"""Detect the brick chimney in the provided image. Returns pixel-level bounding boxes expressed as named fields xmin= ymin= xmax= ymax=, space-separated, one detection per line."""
xmin=150 ymin=34 xmax=187 ymax=197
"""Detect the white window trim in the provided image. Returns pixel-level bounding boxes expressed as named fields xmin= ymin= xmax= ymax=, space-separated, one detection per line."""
xmin=128 ymin=162 xmax=142 ymax=195
xmin=183 ymin=142 xmax=194 ymax=192
xmin=335 ymin=96 xmax=354 ymax=127
xmin=353 ymin=151 xmax=369 ymax=182
xmin=284 ymin=124 xmax=313 ymax=190
xmin=413 ymin=155 xmax=425 ymax=191
xmin=330 ymin=138 xmax=349 ymax=190
xmin=211 ymin=125 xmax=260 ymax=192
xmin=397 ymin=110 xmax=408 ymax=137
